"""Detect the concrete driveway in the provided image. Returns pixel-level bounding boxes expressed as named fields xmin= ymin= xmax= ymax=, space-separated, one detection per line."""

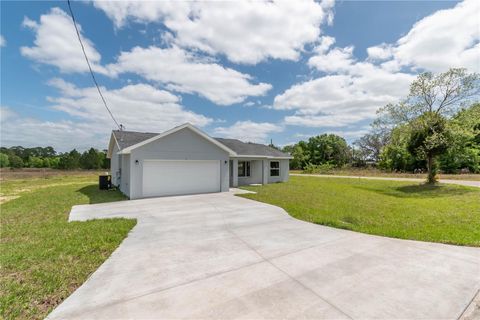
xmin=48 ymin=191 xmax=480 ymax=319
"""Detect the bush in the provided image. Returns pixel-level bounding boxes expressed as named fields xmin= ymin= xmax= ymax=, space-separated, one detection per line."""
xmin=0 ymin=153 xmax=9 ymax=167
xmin=8 ymin=155 xmax=24 ymax=168
xmin=302 ymin=163 xmax=335 ymax=174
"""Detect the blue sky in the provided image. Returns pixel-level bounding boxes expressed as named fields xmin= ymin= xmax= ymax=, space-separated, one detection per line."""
xmin=1 ymin=0 xmax=478 ymax=151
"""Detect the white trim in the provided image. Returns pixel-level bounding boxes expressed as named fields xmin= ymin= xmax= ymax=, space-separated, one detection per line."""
xmin=231 ymin=155 xmax=293 ymax=160
xmin=237 ymin=160 xmax=251 ymax=177
xmin=107 ymin=132 xmax=121 ymax=159
xmin=269 ymin=160 xmax=280 ymax=177
xmin=118 ymin=123 xmax=237 ymax=156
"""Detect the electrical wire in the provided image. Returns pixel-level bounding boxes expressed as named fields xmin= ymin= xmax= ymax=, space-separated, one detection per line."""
xmin=66 ymin=0 xmax=122 ymax=130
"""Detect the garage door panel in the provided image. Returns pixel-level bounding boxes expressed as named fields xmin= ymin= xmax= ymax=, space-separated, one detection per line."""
xmin=142 ymin=160 xmax=220 ymax=197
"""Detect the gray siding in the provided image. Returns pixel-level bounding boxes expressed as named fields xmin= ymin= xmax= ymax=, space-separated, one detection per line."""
xmin=129 ymin=127 xmax=229 ymax=199
xmin=110 ymin=143 xmax=121 ymax=186
xmin=268 ymin=159 xmax=289 ymax=183
xmin=120 ymin=154 xmax=131 ymax=197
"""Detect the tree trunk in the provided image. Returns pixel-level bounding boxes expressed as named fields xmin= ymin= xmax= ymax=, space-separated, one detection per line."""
xmin=426 ymin=154 xmax=437 ymax=184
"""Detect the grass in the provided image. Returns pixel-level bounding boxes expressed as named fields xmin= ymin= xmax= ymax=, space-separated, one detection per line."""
xmin=290 ymin=168 xmax=480 ymax=181
xmin=0 ymin=175 xmax=136 ymax=320
xmin=239 ymin=176 xmax=480 ymax=247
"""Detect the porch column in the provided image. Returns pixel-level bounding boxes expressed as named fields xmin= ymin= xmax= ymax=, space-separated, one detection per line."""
xmin=262 ymin=159 xmax=268 ymax=184
xmin=232 ymin=159 xmax=238 ymax=187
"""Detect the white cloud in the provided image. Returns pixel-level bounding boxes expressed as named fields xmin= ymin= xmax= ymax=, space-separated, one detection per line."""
xmin=366 ymin=43 xmax=393 ymax=61
xmin=282 ymin=52 xmax=414 ymax=126
xmin=20 ymin=8 xmax=107 ymax=74
xmin=107 ymin=46 xmax=271 ymax=105
xmin=0 ymin=35 xmax=5 ymax=47
xmin=277 ymin=0 xmax=480 ymax=130
xmin=308 ymin=46 xmax=355 ymax=73
xmin=275 ymin=59 xmax=415 ymax=127
xmin=93 ymin=0 xmax=334 ymax=64
xmin=213 ymin=120 xmax=283 ymax=143
xmin=46 ymin=79 xmax=211 ymax=130
xmin=368 ymin=0 xmax=480 ymax=72
xmin=1 ymin=80 xmax=212 ymax=151
xmin=313 ymin=36 xmax=336 ymax=54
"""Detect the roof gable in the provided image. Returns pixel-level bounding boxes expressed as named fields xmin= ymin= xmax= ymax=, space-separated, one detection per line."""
xmin=107 ymin=123 xmax=292 ymax=159
xmin=118 ymin=123 xmax=236 ymax=155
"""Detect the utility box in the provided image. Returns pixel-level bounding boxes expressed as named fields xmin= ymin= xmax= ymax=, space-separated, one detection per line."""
xmin=99 ymin=175 xmax=112 ymax=190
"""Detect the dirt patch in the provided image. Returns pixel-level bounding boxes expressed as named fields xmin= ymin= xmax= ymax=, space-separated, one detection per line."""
xmin=0 ymin=195 xmax=20 ymax=204
xmin=0 ymin=168 xmax=106 ymax=181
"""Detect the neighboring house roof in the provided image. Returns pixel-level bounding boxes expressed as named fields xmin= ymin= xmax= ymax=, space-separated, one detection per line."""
xmin=108 ymin=123 xmax=292 ymax=159
xmin=214 ymin=138 xmax=291 ymax=158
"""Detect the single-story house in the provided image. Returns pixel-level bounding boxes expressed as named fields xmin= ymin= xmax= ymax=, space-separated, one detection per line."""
xmin=107 ymin=123 xmax=292 ymax=199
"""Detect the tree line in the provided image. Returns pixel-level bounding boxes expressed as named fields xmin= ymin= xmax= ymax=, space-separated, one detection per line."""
xmin=281 ymin=68 xmax=479 ymax=183
xmin=0 ymin=146 xmax=109 ymax=170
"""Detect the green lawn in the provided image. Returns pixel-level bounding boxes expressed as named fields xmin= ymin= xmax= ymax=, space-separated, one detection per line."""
xmin=0 ymin=175 xmax=136 ymax=320
xmin=240 ymin=176 xmax=480 ymax=247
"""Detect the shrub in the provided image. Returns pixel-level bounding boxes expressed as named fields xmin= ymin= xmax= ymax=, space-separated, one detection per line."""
xmin=8 ymin=154 xmax=24 ymax=168
xmin=0 ymin=153 xmax=9 ymax=167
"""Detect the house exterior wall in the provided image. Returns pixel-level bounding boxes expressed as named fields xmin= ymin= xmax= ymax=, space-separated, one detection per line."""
xmin=233 ymin=158 xmax=290 ymax=186
xmin=120 ymin=154 xmax=131 ymax=197
xmin=268 ymin=159 xmax=289 ymax=183
xmin=128 ymin=127 xmax=230 ymax=199
xmin=237 ymin=159 xmax=264 ymax=186
xmin=110 ymin=144 xmax=121 ymax=186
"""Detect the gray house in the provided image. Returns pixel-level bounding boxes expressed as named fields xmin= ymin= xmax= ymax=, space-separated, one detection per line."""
xmin=107 ymin=123 xmax=292 ymax=199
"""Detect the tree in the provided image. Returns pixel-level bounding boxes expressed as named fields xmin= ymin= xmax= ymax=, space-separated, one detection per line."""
xmin=375 ymin=68 xmax=479 ymax=182
xmin=407 ymin=112 xmax=451 ymax=184
xmin=306 ymin=134 xmax=350 ymax=167
xmin=354 ymin=129 xmax=389 ymax=163
xmin=28 ymin=156 xmax=44 ymax=168
xmin=0 ymin=153 xmax=9 ymax=167
xmin=80 ymin=148 xmax=103 ymax=169
xmin=8 ymin=154 xmax=24 ymax=168
xmin=283 ymin=143 xmax=308 ymax=170
xmin=377 ymin=68 xmax=479 ymax=126
xmin=58 ymin=149 xmax=81 ymax=170
xmin=439 ymin=103 xmax=480 ymax=173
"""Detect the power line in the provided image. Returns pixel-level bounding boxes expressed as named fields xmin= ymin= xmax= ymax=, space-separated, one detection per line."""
xmin=66 ymin=0 xmax=122 ymax=130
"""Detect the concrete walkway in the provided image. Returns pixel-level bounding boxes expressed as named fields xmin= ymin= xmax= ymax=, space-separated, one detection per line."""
xmin=291 ymin=173 xmax=480 ymax=188
xmin=48 ymin=192 xmax=480 ymax=319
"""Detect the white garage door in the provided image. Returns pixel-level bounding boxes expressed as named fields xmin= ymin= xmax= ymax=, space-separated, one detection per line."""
xmin=142 ymin=160 xmax=221 ymax=197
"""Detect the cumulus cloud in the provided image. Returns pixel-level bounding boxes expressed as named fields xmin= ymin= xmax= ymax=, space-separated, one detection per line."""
xmin=93 ymin=0 xmax=334 ymax=64
xmin=308 ymin=46 xmax=355 ymax=73
xmin=277 ymin=0 xmax=478 ymax=130
xmin=213 ymin=120 xmax=283 ymax=143
xmin=276 ymin=46 xmax=415 ymax=127
xmin=107 ymin=46 xmax=271 ymax=105
xmin=367 ymin=0 xmax=480 ymax=72
xmin=366 ymin=43 xmax=393 ymax=61
xmin=1 ymin=80 xmax=212 ymax=151
xmin=20 ymin=7 xmax=107 ymax=74
xmin=0 ymin=35 xmax=5 ymax=47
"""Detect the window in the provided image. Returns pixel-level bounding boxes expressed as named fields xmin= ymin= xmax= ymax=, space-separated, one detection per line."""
xmin=270 ymin=161 xmax=280 ymax=177
xmin=238 ymin=161 xmax=251 ymax=177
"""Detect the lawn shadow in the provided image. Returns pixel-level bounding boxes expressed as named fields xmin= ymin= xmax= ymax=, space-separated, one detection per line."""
xmin=355 ymin=183 xmax=476 ymax=199
xmin=77 ymin=185 xmax=127 ymax=204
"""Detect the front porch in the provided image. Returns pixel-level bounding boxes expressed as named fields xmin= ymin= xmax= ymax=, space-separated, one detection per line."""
xmin=229 ymin=158 xmax=283 ymax=187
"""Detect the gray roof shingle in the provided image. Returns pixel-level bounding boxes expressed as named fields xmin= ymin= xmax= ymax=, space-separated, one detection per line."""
xmin=214 ymin=138 xmax=290 ymax=157
xmin=112 ymin=130 xmax=291 ymax=158
xmin=112 ymin=130 xmax=158 ymax=150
